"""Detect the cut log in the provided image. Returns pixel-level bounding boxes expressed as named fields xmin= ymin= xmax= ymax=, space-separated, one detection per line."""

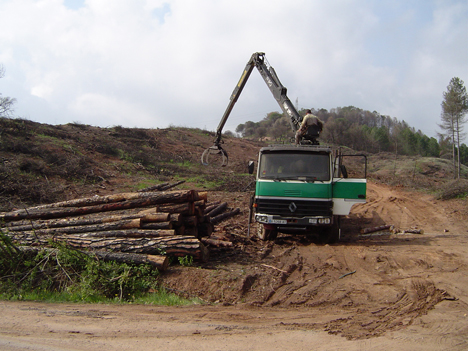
xmin=0 ymin=190 xmax=196 ymax=222
xmin=4 ymin=213 xmax=142 ymax=231
xmin=193 ymin=206 xmax=204 ymax=218
xmin=5 ymin=212 xmax=171 ymax=232
xmin=205 ymin=201 xmax=221 ymax=213
xmin=360 ymin=225 xmax=393 ymax=234
xmin=200 ymin=237 xmax=232 ymax=247
xmin=140 ymin=221 xmax=172 ymax=230
xmin=11 ymin=234 xmax=209 ymax=261
xmin=9 ymin=229 xmax=176 ymax=241
xmin=183 ymin=226 xmax=198 ymax=238
xmin=206 ymin=202 xmax=227 ymax=217
xmin=169 ymin=213 xmax=183 ymax=226
xmin=65 ymin=235 xmax=209 ymax=262
xmin=8 ymin=219 xmax=141 ymax=236
xmin=197 ymin=222 xmax=214 ymax=237
xmin=24 ymin=190 xmax=188 ymax=210
xmin=91 ymin=251 xmax=169 ymax=271
xmin=211 ymin=208 xmax=241 ymax=225
xmin=140 ymin=213 xmax=170 ymax=223
xmin=156 ymin=202 xmax=195 ymax=215
xmin=194 ymin=192 xmax=208 ymax=202
xmin=182 ymin=215 xmax=198 ymax=227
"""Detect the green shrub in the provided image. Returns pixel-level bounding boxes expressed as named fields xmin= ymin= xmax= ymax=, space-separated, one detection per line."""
xmin=0 ymin=234 xmax=160 ymax=302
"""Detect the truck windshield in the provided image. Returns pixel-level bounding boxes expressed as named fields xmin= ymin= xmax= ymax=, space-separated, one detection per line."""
xmin=258 ymin=153 xmax=330 ymax=181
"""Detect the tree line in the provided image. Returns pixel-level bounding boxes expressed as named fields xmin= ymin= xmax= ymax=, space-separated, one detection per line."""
xmin=234 ymin=77 xmax=468 ymax=169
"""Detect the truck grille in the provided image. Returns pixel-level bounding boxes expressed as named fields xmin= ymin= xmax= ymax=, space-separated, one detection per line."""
xmin=256 ymin=198 xmax=332 ymax=217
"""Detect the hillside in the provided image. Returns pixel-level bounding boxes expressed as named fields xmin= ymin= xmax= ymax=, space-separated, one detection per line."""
xmin=0 ymin=117 xmax=264 ymax=211
xmin=1 ymin=117 xmax=466 ymax=212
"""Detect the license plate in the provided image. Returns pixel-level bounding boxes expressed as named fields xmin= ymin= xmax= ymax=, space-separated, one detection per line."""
xmin=268 ymin=219 xmax=287 ymax=224
xmin=309 ymin=219 xmax=317 ymax=224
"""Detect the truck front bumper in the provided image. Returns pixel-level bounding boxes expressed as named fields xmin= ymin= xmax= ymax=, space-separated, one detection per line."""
xmin=254 ymin=213 xmax=332 ymax=226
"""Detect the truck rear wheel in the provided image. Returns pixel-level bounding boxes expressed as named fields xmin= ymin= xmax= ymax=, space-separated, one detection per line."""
xmin=257 ymin=224 xmax=278 ymax=241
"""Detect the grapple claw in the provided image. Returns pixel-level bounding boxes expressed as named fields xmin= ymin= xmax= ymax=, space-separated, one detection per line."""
xmin=201 ymin=145 xmax=228 ymax=167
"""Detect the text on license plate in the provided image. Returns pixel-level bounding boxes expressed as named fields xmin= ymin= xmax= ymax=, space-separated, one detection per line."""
xmin=268 ymin=219 xmax=287 ymax=224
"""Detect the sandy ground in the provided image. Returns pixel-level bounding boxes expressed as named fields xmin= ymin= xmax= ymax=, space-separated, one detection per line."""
xmin=1 ymin=182 xmax=468 ymax=350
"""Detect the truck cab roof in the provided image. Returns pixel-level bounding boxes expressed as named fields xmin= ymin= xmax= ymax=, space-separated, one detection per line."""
xmin=260 ymin=144 xmax=332 ymax=154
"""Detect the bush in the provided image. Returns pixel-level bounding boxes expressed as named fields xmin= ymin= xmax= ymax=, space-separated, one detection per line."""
xmin=437 ymin=179 xmax=468 ymax=200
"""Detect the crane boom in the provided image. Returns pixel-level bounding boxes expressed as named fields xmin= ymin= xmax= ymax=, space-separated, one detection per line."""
xmin=202 ymin=52 xmax=319 ymax=166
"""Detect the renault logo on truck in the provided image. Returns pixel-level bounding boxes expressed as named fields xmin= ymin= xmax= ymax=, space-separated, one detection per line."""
xmin=289 ymin=202 xmax=297 ymax=213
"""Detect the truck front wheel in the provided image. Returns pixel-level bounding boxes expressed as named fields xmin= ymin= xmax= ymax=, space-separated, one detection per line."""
xmin=257 ymin=224 xmax=278 ymax=241
xmin=322 ymin=216 xmax=341 ymax=244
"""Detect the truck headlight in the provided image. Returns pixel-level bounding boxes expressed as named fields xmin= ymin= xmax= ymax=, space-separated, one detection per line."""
xmin=255 ymin=215 xmax=268 ymax=223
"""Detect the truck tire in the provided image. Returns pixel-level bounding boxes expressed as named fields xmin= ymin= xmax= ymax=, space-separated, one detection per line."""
xmin=257 ymin=224 xmax=278 ymax=241
xmin=323 ymin=216 xmax=340 ymax=244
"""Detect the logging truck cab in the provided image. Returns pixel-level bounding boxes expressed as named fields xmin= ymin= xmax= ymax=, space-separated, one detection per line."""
xmin=252 ymin=145 xmax=366 ymax=241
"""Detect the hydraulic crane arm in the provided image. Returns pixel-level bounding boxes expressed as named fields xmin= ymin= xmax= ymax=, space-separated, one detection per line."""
xmin=201 ymin=52 xmax=313 ymax=166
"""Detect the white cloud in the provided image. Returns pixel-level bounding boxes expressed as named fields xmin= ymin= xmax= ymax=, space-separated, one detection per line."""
xmin=0 ymin=0 xmax=466 ymax=138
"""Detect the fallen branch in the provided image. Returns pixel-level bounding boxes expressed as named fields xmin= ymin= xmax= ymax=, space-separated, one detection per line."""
xmin=261 ymin=264 xmax=287 ymax=273
xmin=339 ymin=270 xmax=356 ymax=279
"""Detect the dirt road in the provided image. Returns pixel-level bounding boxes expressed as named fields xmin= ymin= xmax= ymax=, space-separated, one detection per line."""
xmin=1 ymin=182 xmax=467 ymax=350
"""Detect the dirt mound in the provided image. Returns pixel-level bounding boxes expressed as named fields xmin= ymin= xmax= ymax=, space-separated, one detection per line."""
xmin=161 ymin=182 xmax=467 ymax=339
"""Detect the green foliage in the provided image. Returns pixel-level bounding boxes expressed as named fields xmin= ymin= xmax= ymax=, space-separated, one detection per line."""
xmin=75 ymin=258 xmax=159 ymax=301
xmin=178 ymin=255 xmax=193 ymax=267
xmin=0 ymin=234 xmax=166 ymax=303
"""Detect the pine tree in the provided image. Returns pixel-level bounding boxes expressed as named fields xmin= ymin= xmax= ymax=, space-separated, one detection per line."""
xmin=439 ymin=77 xmax=468 ymax=179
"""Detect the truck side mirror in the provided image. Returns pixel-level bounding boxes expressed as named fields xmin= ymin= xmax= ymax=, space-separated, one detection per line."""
xmin=248 ymin=161 xmax=255 ymax=175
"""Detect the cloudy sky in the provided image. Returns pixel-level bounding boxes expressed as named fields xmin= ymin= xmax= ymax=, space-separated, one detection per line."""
xmin=0 ymin=0 xmax=467 ymax=138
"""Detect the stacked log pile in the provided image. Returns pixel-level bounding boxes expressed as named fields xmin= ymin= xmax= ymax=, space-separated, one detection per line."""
xmin=1 ymin=185 xmax=241 ymax=271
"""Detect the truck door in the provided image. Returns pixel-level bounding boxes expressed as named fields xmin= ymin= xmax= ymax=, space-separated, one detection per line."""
xmin=332 ymin=154 xmax=367 ymax=215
